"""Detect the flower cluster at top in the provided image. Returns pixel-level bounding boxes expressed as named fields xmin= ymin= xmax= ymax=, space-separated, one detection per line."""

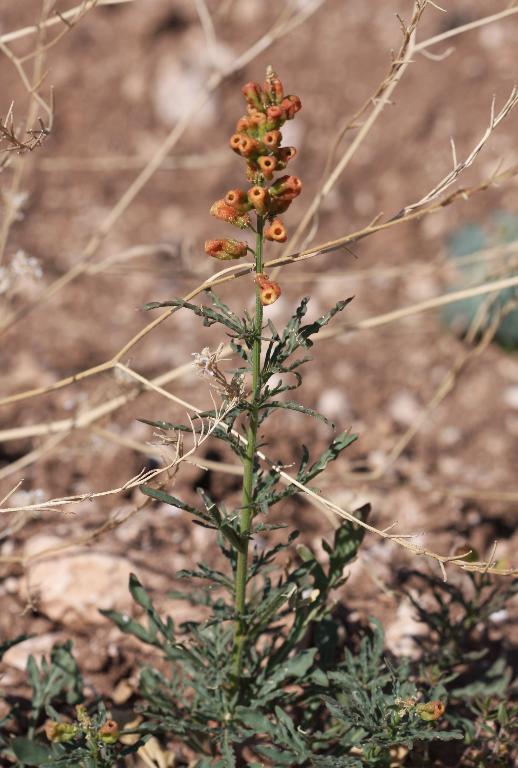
xmin=204 ymin=67 xmax=302 ymax=305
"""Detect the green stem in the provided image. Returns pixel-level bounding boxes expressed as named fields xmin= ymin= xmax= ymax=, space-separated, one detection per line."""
xmin=231 ymin=215 xmax=264 ymax=685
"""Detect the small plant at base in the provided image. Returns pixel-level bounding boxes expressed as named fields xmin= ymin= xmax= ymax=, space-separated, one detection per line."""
xmin=0 ymin=640 xmax=132 ymax=767
xmin=401 ymin=568 xmax=518 ymax=766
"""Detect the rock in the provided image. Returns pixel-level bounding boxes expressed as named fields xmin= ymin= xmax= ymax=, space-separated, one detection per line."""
xmin=388 ymin=391 xmax=420 ymax=427
xmin=503 ymin=386 xmax=518 ymax=410
xmin=2 ymin=633 xmax=63 ymax=671
xmin=316 ymin=387 xmax=352 ymax=424
xmin=152 ymin=31 xmax=234 ymax=128
xmin=384 ymin=597 xmax=425 ymax=658
xmin=137 ymin=736 xmax=175 ymax=768
xmin=22 ymin=536 xmax=135 ymax=627
xmin=438 ymin=425 xmax=461 ymax=446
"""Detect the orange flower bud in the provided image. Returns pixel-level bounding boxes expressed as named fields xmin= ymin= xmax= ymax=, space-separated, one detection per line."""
xmin=229 ymin=133 xmax=245 ymax=154
xmin=99 ymin=719 xmax=120 ymax=745
xmin=265 ymin=218 xmax=287 ymax=243
xmin=416 ymin=701 xmax=445 ymax=721
xmin=44 ymin=720 xmax=77 ymax=743
xmin=268 ymin=196 xmax=292 ymax=215
xmin=247 ymin=186 xmax=269 ymax=215
xmin=266 ymin=105 xmax=285 ymax=129
xmin=263 ymin=130 xmax=282 ymax=150
xmin=224 ymin=188 xmax=252 ymax=213
xmin=263 ymin=73 xmax=284 ymax=105
xmin=277 ymin=146 xmax=297 ymax=166
xmin=270 ymin=175 xmax=302 ymax=199
xmin=242 ymin=82 xmax=264 ymax=110
xmin=281 ymin=94 xmax=302 ymax=119
xmin=256 ymin=273 xmax=281 ymax=305
xmin=210 ymin=200 xmax=251 ymax=229
xmin=205 ymin=239 xmax=248 ymax=260
xmin=257 ymin=155 xmax=277 ymax=179
xmin=248 ymin=110 xmax=267 ymax=129
xmin=239 ymin=135 xmax=260 ymax=158
xmin=44 ymin=720 xmax=59 ymax=741
xmin=236 ymin=117 xmax=250 ymax=133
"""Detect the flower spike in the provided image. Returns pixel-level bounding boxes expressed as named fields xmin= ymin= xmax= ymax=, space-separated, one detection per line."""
xmin=208 ymin=67 xmax=302 ymax=304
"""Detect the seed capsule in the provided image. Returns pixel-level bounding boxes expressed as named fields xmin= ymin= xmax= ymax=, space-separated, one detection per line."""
xmin=204 ymin=238 xmax=248 ymax=260
xmin=256 ymin=272 xmax=281 ymax=305
xmin=224 ymin=188 xmax=252 ymax=213
xmin=416 ymin=701 xmax=446 ymax=721
xmin=263 ymin=130 xmax=282 ymax=149
xmin=99 ymin=719 xmax=120 ymax=745
xmin=247 ymin=186 xmax=269 ymax=215
xmin=210 ymin=200 xmax=251 ymax=229
xmin=257 ymin=155 xmax=277 ymax=179
xmin=265 ymin=218 xmax=287 ymax=242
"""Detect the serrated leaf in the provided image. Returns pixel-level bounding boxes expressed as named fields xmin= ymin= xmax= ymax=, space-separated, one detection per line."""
xmin=249 ymin=584 xmax=297 ymax=632
xmin=219 ymin=522 xmax=247 ymax=553
xmin=306 ymin=432 xmax=358 ymax=480
xmin=140 ymin=486 xmax=197 ymax=514
xmin=327 ymin=504 xmax=370 ymax=582
xmin=100 ymin=609 xmax=157 ymax=645
xmin=144 ymin=296 xmax=244 ymax=335
xmin=255 ymin=745 xmax=301 ymax=765
xmin=236 ymin=708 xmax=273 ymax=733
xmin=267 ymin=648 xmax=316 ymax=685
xmin=296 ymin=544 xmax=315 ymax=562
xmin=297 ymin=298 xmax=353 ymax=347
xmin=128 ymin=573 xmax=154 ymax=611
xmin=261 ymin=399 xmax=334 ymax=426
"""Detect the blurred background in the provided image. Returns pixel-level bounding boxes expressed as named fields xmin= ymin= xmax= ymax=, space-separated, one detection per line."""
xmin=0 ymin=0 xmax=517 ymax=691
